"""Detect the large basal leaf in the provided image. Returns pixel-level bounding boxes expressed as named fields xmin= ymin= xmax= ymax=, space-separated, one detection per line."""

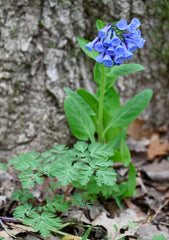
xmin=64 ymin=96 xmax=95 ymax=141
xmin=77 ymin=88 xmax=111 ymax=133
xmin=64 ymin=88 xmax=96 ymax=116
xmin=106 ymin=63 xmax=144 ymax=87
xmin=77 ymin=37 xmax=99 ymax=60
xmin=104 ymin=89 xmax=153 ymax=133
xmin=96 ymin=19 xmax=106 ymax=31
xmin=96 ymin=87 xmax=121 ymax=115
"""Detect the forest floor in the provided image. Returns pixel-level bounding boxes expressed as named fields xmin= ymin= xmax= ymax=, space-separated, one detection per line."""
xmin=0 ymin=120 xmax=169 ymax=240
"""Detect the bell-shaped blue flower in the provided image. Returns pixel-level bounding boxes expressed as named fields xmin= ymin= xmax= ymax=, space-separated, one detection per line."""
xmin=103 ymin=30 xmax=112 ymax=47
xmin=130 ymin=18 xmax=140 ymax=28
xmin=126 ymin=23 xmax=137 ymax=33
xmin=98 ymin=25 xmax=112 ymax=39
xmin=95 ymin=50 xmax=106 ymax=63
xmin=103 ymin=54 xmax=113 ymax=67
xmin=94 ymin=40 xmax=105 ymax=52
xmin=116 ymin=20 xmax=128 ymax=30
xmin=114 ymin=46 xmax=126 ymax=55
xmin=107 ymin=45 xmax=115 ymax=54
xmin=125 ymin=39 xmax=137 ymax=52
xmin=114 ymin=54 xmax=125 ymax=64
xmin=85 ymin=36 xmax=99 ymax=51
xmin=121 ymin=43 xmax=133 ymax=59
xmin=137 ymin=38 xmax=146 ymax=48
xmin=111 ymin=31 xmax=121 ymax=46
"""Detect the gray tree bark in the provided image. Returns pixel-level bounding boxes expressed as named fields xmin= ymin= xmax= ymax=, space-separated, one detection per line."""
xmin=0 ymin=0 xmax=168 ymax=162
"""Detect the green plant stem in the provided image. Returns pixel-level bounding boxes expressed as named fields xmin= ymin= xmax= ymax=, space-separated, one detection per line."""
xmin=98 ymin=63 xmax=106 ymax=143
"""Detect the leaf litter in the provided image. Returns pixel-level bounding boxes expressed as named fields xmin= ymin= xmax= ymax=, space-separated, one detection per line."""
xmin=0 ymin=120 xmax=169 ymax=239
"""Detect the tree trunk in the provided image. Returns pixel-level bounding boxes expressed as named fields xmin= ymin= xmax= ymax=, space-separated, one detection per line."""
xmin=0 ymin=0 xmax=168 ymax=162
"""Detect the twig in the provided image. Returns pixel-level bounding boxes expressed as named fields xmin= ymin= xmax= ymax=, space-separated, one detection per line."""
xmin=0 ymin=216 xmax=21 ymax=223
xmin=0 ymin=219 xmax=17 ymax=239
xmin=64 ymin=183 xmax=72 ymax=200
xmin=152 ymin=199 xmax=169 ymax=221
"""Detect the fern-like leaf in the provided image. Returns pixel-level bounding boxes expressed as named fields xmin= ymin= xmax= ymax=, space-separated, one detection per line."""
xmin=95 ymin=167 xmax=117 ymax=187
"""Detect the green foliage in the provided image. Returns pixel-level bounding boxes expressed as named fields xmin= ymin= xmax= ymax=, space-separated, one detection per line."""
xmin=64 ymin=88 xmax=96 ymax=141
xmin=96 ymin=19 xmax=106 ymax=30
xmin=103 ymin=89 xmax=153 ymax=134
xmin=10 ymin=141 xmax=126 ymax=237
xmin=77 ymin=37 xmax=99 ymax=60
xmin=0 ymin=163 xmax=9 ymax=171
xmin=145 ymin=234 xmax=167 ymax=240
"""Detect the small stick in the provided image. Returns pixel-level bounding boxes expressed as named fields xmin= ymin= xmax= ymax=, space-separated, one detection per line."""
xmin=64 ymin=183 xmax=72 ymax=200
xmin=152 ymin=199 xmax=169 ymax=221
xmin=0 ymin=216 xmax=21 ymax=223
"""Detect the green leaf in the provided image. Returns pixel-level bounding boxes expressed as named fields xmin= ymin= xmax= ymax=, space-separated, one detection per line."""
xmin=25 ymin=211 xmax=62 ymax=238
xmin=74 ymin=162 xmax=94 ymax=185
xmin=73 ymin=141 xmax=88 ymax=153
xmin=12 ymin=189 xmax=34 ymax=203
xmin=13 ymin=203 xmax=35 ymax=219
xmin=9 ymin=152 xmax=40 ymax=171
xmin=152 ymin=234 xmax=167 ymax=240
xmin=77 ymin=37 xmax=99 ymax=59
xmin=64 ymin=90 xmax=96 ymax=141
xmin=96 ymin=19 xmax=106 ymax=30
xmin=106 ymin=63 xmax=144 ymax=79
xmin=97 ymin=87 xmax=121 ymax=115
xmin=89 ymin=142 xmax=114 ymax=158
xmin=64 ymin=88 xmax=96 ymax=116
xmin=107 ymin=128 xmax=126 ymax=150
xmin=95 ymin=168 xmax=117 ymax=187
xmin=77 ymin=88 xmax=111 ymax=133
xmin=120 ymin=138 xmax=131 ymax=166
xmin=122 ymin=162 xmax=136 ymax=198
xmin=0 ymin=163 xmax=9 ymax=171
xmin=82 ymin=226 xmax=92 ymax=240
xmin=104 ymin=89 xmax=153 ymax=132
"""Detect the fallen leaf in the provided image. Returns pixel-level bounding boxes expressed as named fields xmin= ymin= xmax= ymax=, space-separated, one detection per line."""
xmin=127 ymin=119 xmax=153 ymax=140
xmin=147 ymin=133 xmax=169 ymax=160
xmin=136 ymin=223 xmax=169 ymax=240
xmin=142 ymin=160 xmax=169 ymax=182
xmin=92 ymin=209 xmax=138 ymax=240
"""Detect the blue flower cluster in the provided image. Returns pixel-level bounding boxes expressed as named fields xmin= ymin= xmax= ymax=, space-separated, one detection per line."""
xmin=85 ymin=18 xmax=146 ymax=67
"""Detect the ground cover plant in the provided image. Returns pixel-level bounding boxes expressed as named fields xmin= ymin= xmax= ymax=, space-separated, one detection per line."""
xmin=3 ymin=19 xmax=154 ymax=239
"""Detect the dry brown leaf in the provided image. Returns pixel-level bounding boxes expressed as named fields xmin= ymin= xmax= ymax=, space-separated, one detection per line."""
xmin=142 ymin=160 xmax=169 ymax=181
xmin=147 ymin=133 xmax=169 ymax=160
xmin=0 ymin=223 xmax=34 ymax=238
xmin=92 ymin=209 xmax=138 ymax=240
xmin=127 ymin=119 xmax=153 ymax=140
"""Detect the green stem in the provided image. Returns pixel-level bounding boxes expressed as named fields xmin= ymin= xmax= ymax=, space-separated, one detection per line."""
xmin=98 ymin=63 xmax=106 ymax=143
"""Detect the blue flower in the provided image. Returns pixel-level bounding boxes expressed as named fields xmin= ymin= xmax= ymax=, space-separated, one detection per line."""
xmin=85 ymin=18 xmax=146 ymax=67
xmin=115 ymin=20 xmax=128 ymax=30
xmin=111 ymin=31 xmax=121 ymax=46
xmin=95 ymin=50 xmax=106 ymax=63
xmin=98 ymin=25 xmax=112 ymax=39
xmin=103 ymin=30 xmax=112 ymax=47
xmin=103 ymin=54 xmax=113 ymax=67
xmin=85 ymin=36 xmax=99 ymax=51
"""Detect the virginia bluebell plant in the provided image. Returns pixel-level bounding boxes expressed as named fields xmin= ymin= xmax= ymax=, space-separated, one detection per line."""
xmin=85 ymin=18 xmax=146 ymax=67
xmin=8 ymin=18 xmax=153 ymax=239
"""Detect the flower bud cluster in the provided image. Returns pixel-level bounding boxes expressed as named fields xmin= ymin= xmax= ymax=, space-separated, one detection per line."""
xmin=85 ymin=18 xmax=146 ymax=67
